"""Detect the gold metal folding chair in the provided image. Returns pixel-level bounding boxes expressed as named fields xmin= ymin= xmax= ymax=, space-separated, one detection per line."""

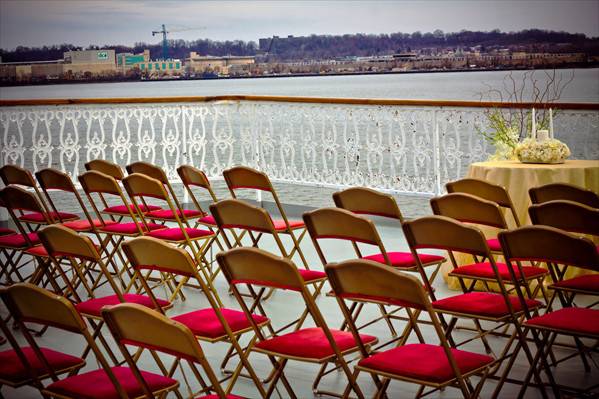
xmin=431 ymin=192 xmax=549 ymax=300
xmin=217 ymin=247 xmax=377 ymax=398
xmin=223 ymin=166 xmax=309 ymax=267
xmin=1 ymin=283 xmax=178 ymax=399
xmin=529 ymin=182 xmax=599 ymax=208
xmin=498 ymin=225 xmax=599 ymax=398
xmin=121 ymin=236 xmax=268 ymax=397
xmin=102 ymin=302 xmax=249 ymax=399
xmin=326 ymin=259 xmax=495 ymax=399
xmin=529 ymin=200 xmax=599 ymax=308
xmin=446 ymin=177 xmax=521 ymax=226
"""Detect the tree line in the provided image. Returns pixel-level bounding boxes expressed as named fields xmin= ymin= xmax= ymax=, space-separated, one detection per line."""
xmin=1 ymin=29 xmax=597 ymax=63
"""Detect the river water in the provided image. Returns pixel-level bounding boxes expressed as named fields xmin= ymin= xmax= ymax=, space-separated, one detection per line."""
xmin=1 ymin=68 xmax=598 ymax=101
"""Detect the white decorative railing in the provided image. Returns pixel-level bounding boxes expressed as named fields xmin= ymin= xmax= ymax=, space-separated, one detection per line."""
xmin=1 ymin=97 xmax=598 ymax=201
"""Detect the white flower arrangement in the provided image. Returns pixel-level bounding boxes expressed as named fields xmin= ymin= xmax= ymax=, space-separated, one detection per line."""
xmin=515 ymin=137 xmax=571 ymax=164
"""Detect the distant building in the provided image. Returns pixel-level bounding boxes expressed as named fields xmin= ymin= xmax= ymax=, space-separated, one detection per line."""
xmin=117 ymin=50 xmax=150 ymax=72
xmin=138 ymin=59 xmax=183 ymax=76
xmin=0 ymin=59 xmax=63 ymax=81
xmin=186 ymin=52 xmax=255 ymax=75
xmin=63 ymin=49 xmax=116 ymax=75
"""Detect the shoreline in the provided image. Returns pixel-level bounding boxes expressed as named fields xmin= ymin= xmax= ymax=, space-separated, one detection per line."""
xmin=1 ymin=64 xmax=597 ymax=88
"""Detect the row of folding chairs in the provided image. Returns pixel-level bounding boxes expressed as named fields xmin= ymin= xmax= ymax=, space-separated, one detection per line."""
xmin=0 ymin=161 xmax=598 ymax=398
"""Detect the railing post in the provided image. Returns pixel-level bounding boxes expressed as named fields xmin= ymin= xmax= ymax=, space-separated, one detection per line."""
xmin=181 ymin=104 xmax=189 ymax=205
xmin=433 ymin=108 xmax=442 ymax=195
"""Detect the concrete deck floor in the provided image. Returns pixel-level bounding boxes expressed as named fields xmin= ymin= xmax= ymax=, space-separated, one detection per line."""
xmin=1 ymin=221 xmax=597 ymax=399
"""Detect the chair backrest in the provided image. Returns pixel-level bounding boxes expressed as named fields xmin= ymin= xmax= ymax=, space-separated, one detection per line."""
xmin=333 ymin=187 xmax=403 ymax=221
xmin=498 ymin=225 xmax=599 ymax=272
xmin=209 ymin=198 xmax=275 ymax=233
xmin=0 ymin=164 xmax=37 ymax=188
xmin=38 ymin=225 xmax=100 ymax=261
xmin=78 ymin=170 xmax=138 ymax=222
xmin=122 ymin=236 xmax=196 ymax=278
xmin=529 ymin=182 xmax=599 ymax=208
xmin=177 ymin=165 xmax=217 ymax=211
xmin=430 ymin=192 xmax=507 ymax=229
xmin=126 ymin=161 xmax=168 ymax=184
xmin=85 ymin=159 xmax=125 ymax=180
xmin=529 ymin=200 xmax=599 ymax=236
xmin=102 ymin=303 xmax=225 ymax=397
xmin=122 ymin=173 xmax=168 ymax=201
xmin=223 ymin=165 xmax=272 ymax=192
xmin=0 ymin=185 xmax=47 ymax=216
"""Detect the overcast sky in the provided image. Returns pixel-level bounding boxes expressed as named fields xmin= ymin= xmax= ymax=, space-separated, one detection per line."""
xmin=1 ymin=0 xmax=598 ymax=50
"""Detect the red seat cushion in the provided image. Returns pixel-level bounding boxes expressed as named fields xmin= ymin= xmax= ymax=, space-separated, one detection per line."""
xmin=19 ymin=211 xmax=78 ymax=223
xmin=172 ymin=308 xmax=269 ymax=339
xmin=75 ymin=294 xmax=170 ymax=317
xmin=486 ymin=238 xmax=501 ymax=252
xmin=198 ymin=215 xmax=216 ymax=225
xmin=551 ymin=274 xmax=599 ymax=293
xmin=145 ymin=209 xmax=203 ymax=220
xmin=451 ymin=262 xmax=547 ymax=281
xmin=363 ymin=251 xmax=445 ymax=268
xmin=102 ymin=204 xmax=162 ymax=214
xmin=99 ymin=222 xmax=165 ymax=235
xmin=358 ymin=343 xmax=493 ymax=383
xmin=432 ymin=292 xmax=542 ymax=318
xmin=272 ymin=218 xmax=304 ymax=231
xmin=46 ymin=366 xmax=177 ymax=399
xmin=147 ymin=227 xmax=213 ymax=241
xmin=0 ymin=347 xmax=84 ymax=384
xmin=62 ymin=219 xmax=118 ymax=232
xmin=25 ymin=245 xmax=48 ymax=257
xmin=298 ymin=269 xmax=326 ymax=283
xmin=0 ymin=227 xmax=15 ymax=236
xmin=0 ymin=232 xmax=40 ymax=248
xmin=254 ymin=327 xmax=377 ymax=360
xmin=525 ymin=307 xmax=599 ymax=336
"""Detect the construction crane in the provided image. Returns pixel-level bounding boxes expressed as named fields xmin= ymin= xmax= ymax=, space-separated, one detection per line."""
xmin=152 ymin=24 xmax=206 ymax=60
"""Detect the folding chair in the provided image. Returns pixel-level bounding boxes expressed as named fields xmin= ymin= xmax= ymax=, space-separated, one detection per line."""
xmin=529 ymin=182 xmax=599 ymax=208
xmin=431 ymin=193 xmax=548 ymax=300
xmin=38 ymin=224 xmax=172 ymax=364
xmin=217 ymin=247 xmax=378 ymax=398
xmin=122 ymin=173 xmax=217 ymax=301
xmin=402 ymin=215 xmax=546 ymax=384
xmin=78 ymin=170 xmax=166 ymax=287
xmin=498 ymin=225 xmax=599 ymax=397
xmin=121 ymin=236 xmax=268 ymax=396
xmin=326 ymin=259 xmax=495 ymax=399
xmin=223 ymin=166 xmax=309 ymax=267
xmin=126 ymin=161 xmax=203 ymax=223
xmin=529 ymin=200 xmax=599 ymax=308
xmin=102 ymin=302 xmax=250 ymax=399
xmin=0 ymin=164 xmax=78 ymax=229
xmin=333 ymin=186 xmax=445 ymax=281
xmin=1 ymin=283 xmax=179 ymax=398
xmin=84 ymin=160 xmax=162 ymax=219
xmin=446 ymin=177 xmax=521 ymax=226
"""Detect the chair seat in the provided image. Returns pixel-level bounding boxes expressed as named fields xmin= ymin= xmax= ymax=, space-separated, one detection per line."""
xmin=298 ymin=269 xmax=327 ymax=283
xmin=551 ymin=274 xmax=599 ymax=294
xmin=0 ymin=232 xmax=40 ymax=248
xmin=0 ymin=227 xmax=15 ymax=236
xmin=24 ymin=245 xmax=48 ymax=257
xmin=102 ymin=204 xmax=162 ymax=215
xmin=145 ymin=209 xmax=204 ymax=220
xmin=172 ymin=308 xmax=269 ymax=339
xmin=357 ymin=343 xmax=493 ymax=384
xmin=75 ymin=294 xmax=170 ymax=317
xmin=432 ymin=292 xmax=542 ymax=318
xmin=525 ymin=307 xmax=599 ymax=337
xmin=63 ymin=219 xmax=118 ymax=232
xmin=272 ymin=218 xmax=305 ymax=231
xmin=486 ymin=238 xmax=501 ymax=252
xmin=363 ymin=251 xmax=445 ymax=268
xmin=99 ymin=222 xmax=165 ymax=235
xmin=254 ymin=327 xmax=377 ymax=361
xmin=198 ymin=215 xmax=216 ymax=225
xmin=146 ymin=227 xmax=213 ymax=242
xmin=450 ymin=262 xmax=547 ymax=281
xmin=0 ymin=347 xmax=84 ymax=385
xmin=19 ymin=211 xmax=78 ymax=223
xmin=45 ymin=366 xmax=178 ymax=399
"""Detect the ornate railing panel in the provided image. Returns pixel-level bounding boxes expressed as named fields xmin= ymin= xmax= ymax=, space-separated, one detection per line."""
xmin=1 ymin=98 xmax=597 ymax=206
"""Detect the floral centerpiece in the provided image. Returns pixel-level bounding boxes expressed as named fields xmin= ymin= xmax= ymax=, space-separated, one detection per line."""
xmin=515 ymin=137 xmax=570 ymax=164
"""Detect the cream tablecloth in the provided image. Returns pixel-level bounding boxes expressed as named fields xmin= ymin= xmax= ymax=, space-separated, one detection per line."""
xmin=442 ymin=159 xmax=599 ymax=290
